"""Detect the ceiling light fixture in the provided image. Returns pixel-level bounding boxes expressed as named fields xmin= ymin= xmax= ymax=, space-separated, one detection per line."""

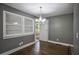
xmin=39 ymin=6 xmax=46 ymax=23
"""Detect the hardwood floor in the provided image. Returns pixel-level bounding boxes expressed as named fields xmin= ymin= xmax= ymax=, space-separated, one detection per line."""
xmin=11 ymin=40 xmax=72 ymax=55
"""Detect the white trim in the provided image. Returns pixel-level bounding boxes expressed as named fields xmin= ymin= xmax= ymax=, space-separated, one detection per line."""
xmin=4 ymin=10 xmax=22 ymax=17
xmin=47 ymin=20 xmax=49 ymax=41
xmin=32 ymin=18 xmax=35 ymax=34
xmin=48 ymin=40 xmax=74 ymax=47
xmin=40 ymin=40 xmax=74 ymax=47
xmin=34 ymin=19 xmax=36 ymax=41
xmin=40 ymin=39 xmax=48 ymax=42
xmin=22 ymin=16 xmax=25 ymax=33
xmin=1 ymin=41 xmax=36 ymax=55
xmin=3 ymin=11 xmax=6 ymax=38
xmin=3 ymin=33 xmax=34 ymax=39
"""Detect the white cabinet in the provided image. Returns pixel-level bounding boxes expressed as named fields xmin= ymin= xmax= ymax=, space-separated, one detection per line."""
xmin=3 ymin=11 xmax=34 ymax=39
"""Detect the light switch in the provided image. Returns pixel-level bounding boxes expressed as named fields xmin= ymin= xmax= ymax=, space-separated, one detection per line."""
xmin=76 ymin=33 xmax=79 ymax=39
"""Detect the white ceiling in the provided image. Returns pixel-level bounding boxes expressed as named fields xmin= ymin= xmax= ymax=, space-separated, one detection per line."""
xmin=5 ymin=3 xmax=73 ymax=17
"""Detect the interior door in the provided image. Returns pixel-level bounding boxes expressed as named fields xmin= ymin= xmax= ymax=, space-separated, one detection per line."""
xmin=39 ymin=20 xmax=48 ymax=41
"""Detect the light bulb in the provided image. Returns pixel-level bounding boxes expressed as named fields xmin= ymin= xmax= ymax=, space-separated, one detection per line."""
xmin=42 ymin=18 xmax=46 ymax=23
xmin=39 ymin=16 xmax=42 ymax=21
xmin=35 ymin=19 xmax=38 ymax=22
xmin=13 ymin=22 xmax=18 ymax=25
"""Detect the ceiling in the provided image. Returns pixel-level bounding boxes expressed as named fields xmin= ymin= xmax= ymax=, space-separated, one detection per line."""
xmin=5 ymin=3 xmax=73 ymax=17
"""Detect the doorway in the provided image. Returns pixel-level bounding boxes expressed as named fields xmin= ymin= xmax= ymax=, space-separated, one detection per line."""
xmin=35 ymin=19 xmax=48 ymax=41
xmin=35 ymin=19 xmax=41 ymax=40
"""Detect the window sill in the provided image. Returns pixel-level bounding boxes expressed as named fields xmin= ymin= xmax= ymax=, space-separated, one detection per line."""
xmin=3 ymin=33 xmax=34 ymax=39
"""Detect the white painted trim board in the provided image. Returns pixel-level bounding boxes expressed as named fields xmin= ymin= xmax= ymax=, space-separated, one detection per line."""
xmin=1 ymin=41 xmax=36 ymax=55
xmin=40 ymin=40 xmax=74 ymax=47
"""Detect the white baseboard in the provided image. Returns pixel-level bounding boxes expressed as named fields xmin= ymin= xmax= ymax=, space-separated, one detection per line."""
xmin=1 ymin=40 xmax=73 ymax=55
xmin=40 ymin=40 xmax=74 ymax=47
xmin=40 ymin=39 xmax=48 ymax=42
xmin=48 ymin=40 xmax=74 ymax=47
xmin=1 ymin=41 xmax=36 ymax=55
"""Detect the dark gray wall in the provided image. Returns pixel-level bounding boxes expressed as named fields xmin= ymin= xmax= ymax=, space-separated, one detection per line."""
xmin=48 ymin=14 xmax=73 ymax=44
xmin=72 ymin=4 xmax=79 ymax=54
xmin=0 ymin=4 xmax=36 ymax=54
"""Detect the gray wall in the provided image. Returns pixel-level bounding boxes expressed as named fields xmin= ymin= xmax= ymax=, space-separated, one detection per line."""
xmin=0 ymin=4 xmax=36 ymax=54
xmin=48 ymin=14 xmax=73 ymax=44
xmin=72 ymin=4 xmax=79 ymax=54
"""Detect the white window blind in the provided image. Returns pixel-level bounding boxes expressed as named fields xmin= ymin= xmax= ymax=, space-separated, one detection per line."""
xmin=24 ymin=17 xmax=34 ymax=33
xmin=6 ymin=11 xmax=23 ymax=35
xmin=3 ymin=11 xmax=34 ymax=39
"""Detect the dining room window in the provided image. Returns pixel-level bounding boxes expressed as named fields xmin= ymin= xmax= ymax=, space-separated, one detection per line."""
xmin=3 ymin=11 xmax=34 ymax=39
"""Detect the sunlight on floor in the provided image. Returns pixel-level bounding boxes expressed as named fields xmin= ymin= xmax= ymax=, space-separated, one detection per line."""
xmin=34 ymin=40 xmax=40 ymax=54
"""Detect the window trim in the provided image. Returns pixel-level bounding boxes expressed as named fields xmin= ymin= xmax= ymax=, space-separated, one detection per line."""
xmin=3 ymin=10 xmax=34 ymax=39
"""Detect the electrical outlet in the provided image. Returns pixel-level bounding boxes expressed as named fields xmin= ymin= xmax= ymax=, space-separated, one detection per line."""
xmin=19 ymin=41 xmax=23 ymax=46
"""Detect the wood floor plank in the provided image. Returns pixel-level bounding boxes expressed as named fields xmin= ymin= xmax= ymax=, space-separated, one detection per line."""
xmin=11 ymin=40 xmax=72 ymax=55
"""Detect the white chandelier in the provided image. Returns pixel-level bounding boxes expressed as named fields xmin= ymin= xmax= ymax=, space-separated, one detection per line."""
xmin=39 ymin=6 xmax=46 ymax=23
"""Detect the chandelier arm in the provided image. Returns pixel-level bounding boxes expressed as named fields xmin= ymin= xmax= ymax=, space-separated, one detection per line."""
xmin=39 ymin=6 xmax=46 ymax=23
